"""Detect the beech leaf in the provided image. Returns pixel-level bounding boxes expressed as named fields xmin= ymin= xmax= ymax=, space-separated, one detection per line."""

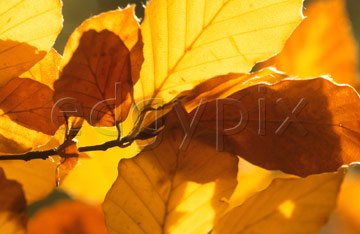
xmin=134 ymin=0 xmax=303 ymax=108
xmin=54 ymin=7 xmax=140 ymax=127
xmin=0 ymin=77 xmax=64 ymax=153
xmin=0 ymin=0 xmax=63 ymax=86
xmin=212 ymin=167 xmax=347 ymax=234
xmin=196 ymin=78 xmax=360 ymax=176
xmin=103 ymin=110 xmax=238 ymax=234
xmin=0 ymin=168 xmax=27 ymax=234
xmin=259 ymin=0 xmax=359 ymax=86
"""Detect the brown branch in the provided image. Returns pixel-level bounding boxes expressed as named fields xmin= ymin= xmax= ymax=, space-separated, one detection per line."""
xmin=0 ymin=137 xmax=133 ymax=161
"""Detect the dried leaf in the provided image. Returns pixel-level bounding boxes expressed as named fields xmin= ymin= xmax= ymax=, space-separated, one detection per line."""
xmin=54 ymin=7 xmax=140 ymax=127
xmin=196 ymin=78 xmax=360 ymax=176
xmin=260 ymin=0 xmax=359 ymax=86
xmin=134 ymin=0 xmax=303 ymax=108
xmin=0 ymin=167 xmax=27 ymax=234
xmin=212 ymin=167 xmax=347 ymax=234
xmin=0 ymin=0 xmax=63 ymax=86
xmin=103 ymin=110 xmax=238 ymax=234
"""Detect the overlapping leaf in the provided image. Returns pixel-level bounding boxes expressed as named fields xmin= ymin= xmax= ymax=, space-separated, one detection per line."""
xmin=103 ymin=110 xmax=238 ymax=234
xmin=54 ymin=7 xmax=141 ymax=127
xmin=0 ymin=77 xmax=64 ymax=153
xmin=212 ymin=167 xmax=347 ymax=234
xmin=0 ymin=0 xmax=63 ymax=86
xmin=134 ymin=0 xmax=303 ymax=109
xmin=0 ymin=168 xmax=27 ymax=234
xmin=260 ymin=0 xmax=359 ymax=86
xmin=196 ymin=78 xmax=360 ymax=176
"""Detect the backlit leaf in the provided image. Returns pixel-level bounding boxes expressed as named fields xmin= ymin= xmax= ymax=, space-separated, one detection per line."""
xmin=0 ymin=159 xmax=57 ymax=204
xmin=260 ymin=0 xmax=359 ymax=86
xmin=0 ymin=0 xmax=63 ymax=86
xmin=54 ymin=7 xmax=140 ymax=127
xmin=212 ymin=167 xmax=347 ymax=234
xmin=20 ymin=48 xmax=61 ymax=89
xmin=0 ymin=78 xmax=64 ymax=153
xmin=0 ymin=168 xmax=27 ymax=234
xmin=103 ymin=110 xmax=238 ymax=234
xmin=134 ymin=0 xmax=303 ymax=108
xmin=196 ymin=78 xmax=360 ymax=176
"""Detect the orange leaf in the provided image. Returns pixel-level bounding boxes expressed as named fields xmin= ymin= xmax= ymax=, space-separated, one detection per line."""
xmin=0 ymin=78 xmax=64 ymax=153
xmin=0 ymin=167 xmax=27 ymax=234
xmin=0 ymin=0 xmax=63 ymax=86
xmin=54 ymin=7 xmax=140 ymax=127
xmin=259 ymin=0 xmax=359 ymax=86
xmin=196 ymin=78 xmax=360 ymax=176
xmin=20 ymin=48 xmax=62 ymax=89
xmin=28 ymin=200 xmax=107 ymax=234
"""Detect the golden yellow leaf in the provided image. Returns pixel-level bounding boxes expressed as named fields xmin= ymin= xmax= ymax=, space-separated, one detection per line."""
xmin=212 ymin=167 xmax=347 ymax=234
xmin=20 ymin=48 xmax=61 ymax=89
xmin=28 ymin=200 xmax=107 ymax=234
xmin=134 ymin=0 xmax=303 ymax=108
xmin=197 ymin=78 xmax=360 ymax=176
xmin=0 ymin=167 xmax=27 ymax=234
xmin=0 ymin=78 xmax=64 ymax=153
xmin=54 ymin=6 xmax=140 ymax=127
xmin=60 ymin=122 xmax=139 ymax=203
xmin=260 ymin=0 xmax=359 ymax=86
xmin=0 ymin=0 xmax=63 ymax=86
xmin=0 ymin=159 xmax=57 ymax=204
xmin=103 ymin=110 xmax=238 ymax=234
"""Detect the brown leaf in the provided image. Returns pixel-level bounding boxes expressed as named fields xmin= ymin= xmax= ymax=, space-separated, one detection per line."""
xmin=195 ymin=78 xmax=360 ymax=176
xmin=0 ymin=167 xmax=27 ymax=234
xmin=54 ymin=7 xmax=140 ymax=127
xmin=212 ymin=167 xmax=347 ymax=234
xmin=103 ymin=110 xmax=238 ymax=234
xmin=0 ymin=77 xmax=64 ymax=153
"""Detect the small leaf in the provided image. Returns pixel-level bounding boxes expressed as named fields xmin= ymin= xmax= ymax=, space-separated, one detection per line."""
xmin=0 ymin=77 xmax=64 ymax=153
xmin=0 ymin=0 xmax=63 ymax=86
xmin=103 ymin=110 xmax=238 ymax=234
xmin=54 ymin=7 xmax=140 ymax=127
xmin=134 ymin=0 xmax=303 ymax=108
xmin=28 ymin=200 xmax=107 ymax=234
xmin=196 ymin=78 xmax=360 ymax=176
xmin=212 ymin=167 xmax=347 ymax=234
xmin=259 ymin=0 xmax=359 ymax=86
xmin=0 ymin=167 xmax=27 ymax=234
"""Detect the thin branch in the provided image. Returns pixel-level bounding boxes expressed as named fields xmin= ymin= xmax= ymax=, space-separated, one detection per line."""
xmin=0 ymin=137 xmax=133 ymax=161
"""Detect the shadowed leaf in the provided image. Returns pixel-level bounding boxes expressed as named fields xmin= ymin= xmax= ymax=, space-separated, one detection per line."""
xmin=0 ymin=167 xmax=27 ymax=234
xmin=0 ymin=78 xmax=64 ymax=153
xmin=54 ymin=7 xmax=141 ymax=127
xmin=196 ymin=78 xmax=360 ymax=176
